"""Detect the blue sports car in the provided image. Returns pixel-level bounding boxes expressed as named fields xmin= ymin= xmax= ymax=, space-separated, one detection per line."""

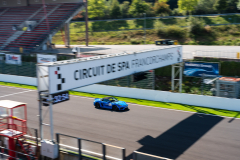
xmin=94 ymin=97 xmax=128 ymax=111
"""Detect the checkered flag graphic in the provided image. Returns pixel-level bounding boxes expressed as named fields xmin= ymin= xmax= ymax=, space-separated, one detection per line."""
xmin=55 ymin=67 xmax=65 ymax=90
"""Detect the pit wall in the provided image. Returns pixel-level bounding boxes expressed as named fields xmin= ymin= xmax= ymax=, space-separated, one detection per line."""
xmin=1 ymin=74 xmax=239 ymax=111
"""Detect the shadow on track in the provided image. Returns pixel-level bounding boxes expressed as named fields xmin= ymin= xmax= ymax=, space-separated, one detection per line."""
xmin=95 ymin=107 xmax=130 ymax=113
xmin=126 ymin=113 xmax=223 ymax=160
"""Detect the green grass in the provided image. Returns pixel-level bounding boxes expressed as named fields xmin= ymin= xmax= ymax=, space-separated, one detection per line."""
xmin=1 ymin=81 xmax=240 ymax=118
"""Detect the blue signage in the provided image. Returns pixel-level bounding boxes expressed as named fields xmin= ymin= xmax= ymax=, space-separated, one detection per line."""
xmin=184 ymin=62 xmax=219 ymax=77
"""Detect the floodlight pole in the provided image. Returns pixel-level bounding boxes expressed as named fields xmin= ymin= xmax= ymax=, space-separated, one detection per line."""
xmin=38 ymin=92 xmax=43 ymax=140
xmin=49 ymin=94 xmax=54 ymax=141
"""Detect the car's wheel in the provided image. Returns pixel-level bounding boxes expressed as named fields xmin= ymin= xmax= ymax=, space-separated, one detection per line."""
xmin=95 ymin=103 xmax=100 ymax=108
xmin=113 ymin=105 xmax=118 ymax=111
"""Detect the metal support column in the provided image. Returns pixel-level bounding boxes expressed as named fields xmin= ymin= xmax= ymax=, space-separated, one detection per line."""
xmin=38 ymin=92 xmax=43 ymax=140
xmin=56 ymin=133 xmax=60 ymax=160
xmin=127 ymin=75 xmax=130 ymax=87
xmin=49 ymin=94 xmax=54 ymax=141
xmin=39 ymin=92 xmax=55 ymax=142
xmin=78 ymin=139 xmax=82 ymax=160
xmin=102 ymin=143 xmax=106 ymax=160
xmin=122 ymin=148 xmax=126 ymax=160
xmin=179 ymin=63 xmax=183 ymax=92
xmin=152 ymin=70 xmax=155 ymax=90
xmin=64 ymin=23 xmax=70 ymax=48
xmin=143 ymin=13 xmax=146 ymax=44
xmin=85 ymin=0 xmax=89 ymax=46
xmin=171 ymin=64 xmax=175 ymax=92
xmin=171 ymin=62 xmax=183 ymax=93
xmin=133 ymin=151 xmax=136 ymax=160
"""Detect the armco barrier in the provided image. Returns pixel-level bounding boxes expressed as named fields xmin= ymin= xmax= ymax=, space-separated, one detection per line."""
xmin=1 ymin=74 xmax=240 ymax=111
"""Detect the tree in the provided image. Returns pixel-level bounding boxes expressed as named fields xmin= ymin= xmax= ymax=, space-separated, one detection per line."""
xmin=194 ymin=0 xmax=216 ymax=14
xmin=214 ymin=0 xmax=228 ymax=13
xmin=238 ymin=0 xmax=240 ymax=10
xmin=158 ymin=0 xmax=169 ymax=2
xmin=178 ymin=0 xmax=199 ymax=13
xmin=121 ymin=1 xmax=130 ymax=18
xmin=228 ymin=0 xmax=239 ymax=12
xmin=168 ymin=0 xmax=178 ymax=9
xmin=88 ymin=0 xmax=106 ymax=18
xmin=110 ymin=0 xmax=121 ymax=18
xmin=128 ymin=0 xmax=150 ymax=17
xmin=153 ymin=1 xmax=171 ymax=15
xmin=187 ymin=16 xmax=206 ymax=36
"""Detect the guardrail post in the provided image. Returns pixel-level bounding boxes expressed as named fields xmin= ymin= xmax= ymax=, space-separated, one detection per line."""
xmin=1 ymin=62 xmax=4 ymax=74
xmin=16 ymin=62 xmax=18 ymax=75
xmin=122 ymin=148 xmax=126 ymax=160
xmin=0 ymin=146 xmax=3 ymax=159
xmin=56 ymin=133 xmax=60 ymax=159
xmin=35 ymin=129 xmax=38 ymax=146
xmin=78 ymin=138 xmax=82 ymax=160
xmin=133 ymin=151 xmax=136 ymax=160
xmin=102 ymin=143 xmax=106 ymax=160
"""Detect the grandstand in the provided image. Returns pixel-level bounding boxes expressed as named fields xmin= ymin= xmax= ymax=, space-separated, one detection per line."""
xmin=0 ymin=0 xmax=84 ymax=53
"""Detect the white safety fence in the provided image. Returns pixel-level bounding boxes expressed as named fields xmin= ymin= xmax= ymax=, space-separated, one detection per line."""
xmin=194 ymin=50 xmax=240 ymax=59
xmin=1 ymin=74 xmax=240 ymax=112
xmin=133 ymin=151 xmax=172 ymax=160
xmin=183 ymin=51 xmax=194 ymax=60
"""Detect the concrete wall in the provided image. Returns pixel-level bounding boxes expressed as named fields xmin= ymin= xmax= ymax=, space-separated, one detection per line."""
xmin=0 ymin=0 xmax=27 ymax=7
xmin=0 ymin=74 xmax=36 ymax=86
xmin=28 ymin=0 xmax=83 ymax=4
xmin=1 ymin=74 xmax=240 ymax=111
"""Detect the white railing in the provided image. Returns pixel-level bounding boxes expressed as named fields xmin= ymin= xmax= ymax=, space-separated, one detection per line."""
xmin=194 ymin=50 xmax=240 ymax=59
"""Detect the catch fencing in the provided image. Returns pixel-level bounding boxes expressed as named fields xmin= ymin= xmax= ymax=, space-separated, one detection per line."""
xmin=0 ymin=61 xmax=36 ymax=77
xmin=194 ymin=50 xmax=240 ymax=59
xmin=72 ymin=13 xmax=240 ymax=33
xmin=56 ymin=133 xmax=126 ymax=160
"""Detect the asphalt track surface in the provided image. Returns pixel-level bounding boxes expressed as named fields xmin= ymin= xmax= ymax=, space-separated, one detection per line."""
xmin=1 ymin=85 xmax=240 ymax=160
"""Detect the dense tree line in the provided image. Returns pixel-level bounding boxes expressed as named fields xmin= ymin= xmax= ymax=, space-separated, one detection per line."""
xmin=73 ymin=0 xmax=240 ymax=20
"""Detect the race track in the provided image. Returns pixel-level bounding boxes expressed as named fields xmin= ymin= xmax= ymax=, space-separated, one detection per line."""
xmin=0 ymin=85 xmax=240 ymax=160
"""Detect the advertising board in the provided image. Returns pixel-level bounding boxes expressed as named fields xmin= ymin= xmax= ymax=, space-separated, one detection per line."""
xmin=5 ymin=54 xmax=22 ymax=65
xmin=43 ymin=91 xmax=70 ymax=106
xmin=184 ymin=62 xmax=219 ymax=77
xmin=38 ymin=46 xmax=182 ymax=94
xmin=37 ymin=54 xmax=57 ymax=64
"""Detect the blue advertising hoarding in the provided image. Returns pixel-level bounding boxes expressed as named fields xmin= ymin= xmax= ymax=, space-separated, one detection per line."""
xmin=184 ymin=62 xmax=219 ymax=77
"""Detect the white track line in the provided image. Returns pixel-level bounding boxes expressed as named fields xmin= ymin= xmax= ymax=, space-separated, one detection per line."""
xmin=0 ymin=85 xmax=32 ymax=90
xmin=0 ymin=90 xmax=35 ymax=98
